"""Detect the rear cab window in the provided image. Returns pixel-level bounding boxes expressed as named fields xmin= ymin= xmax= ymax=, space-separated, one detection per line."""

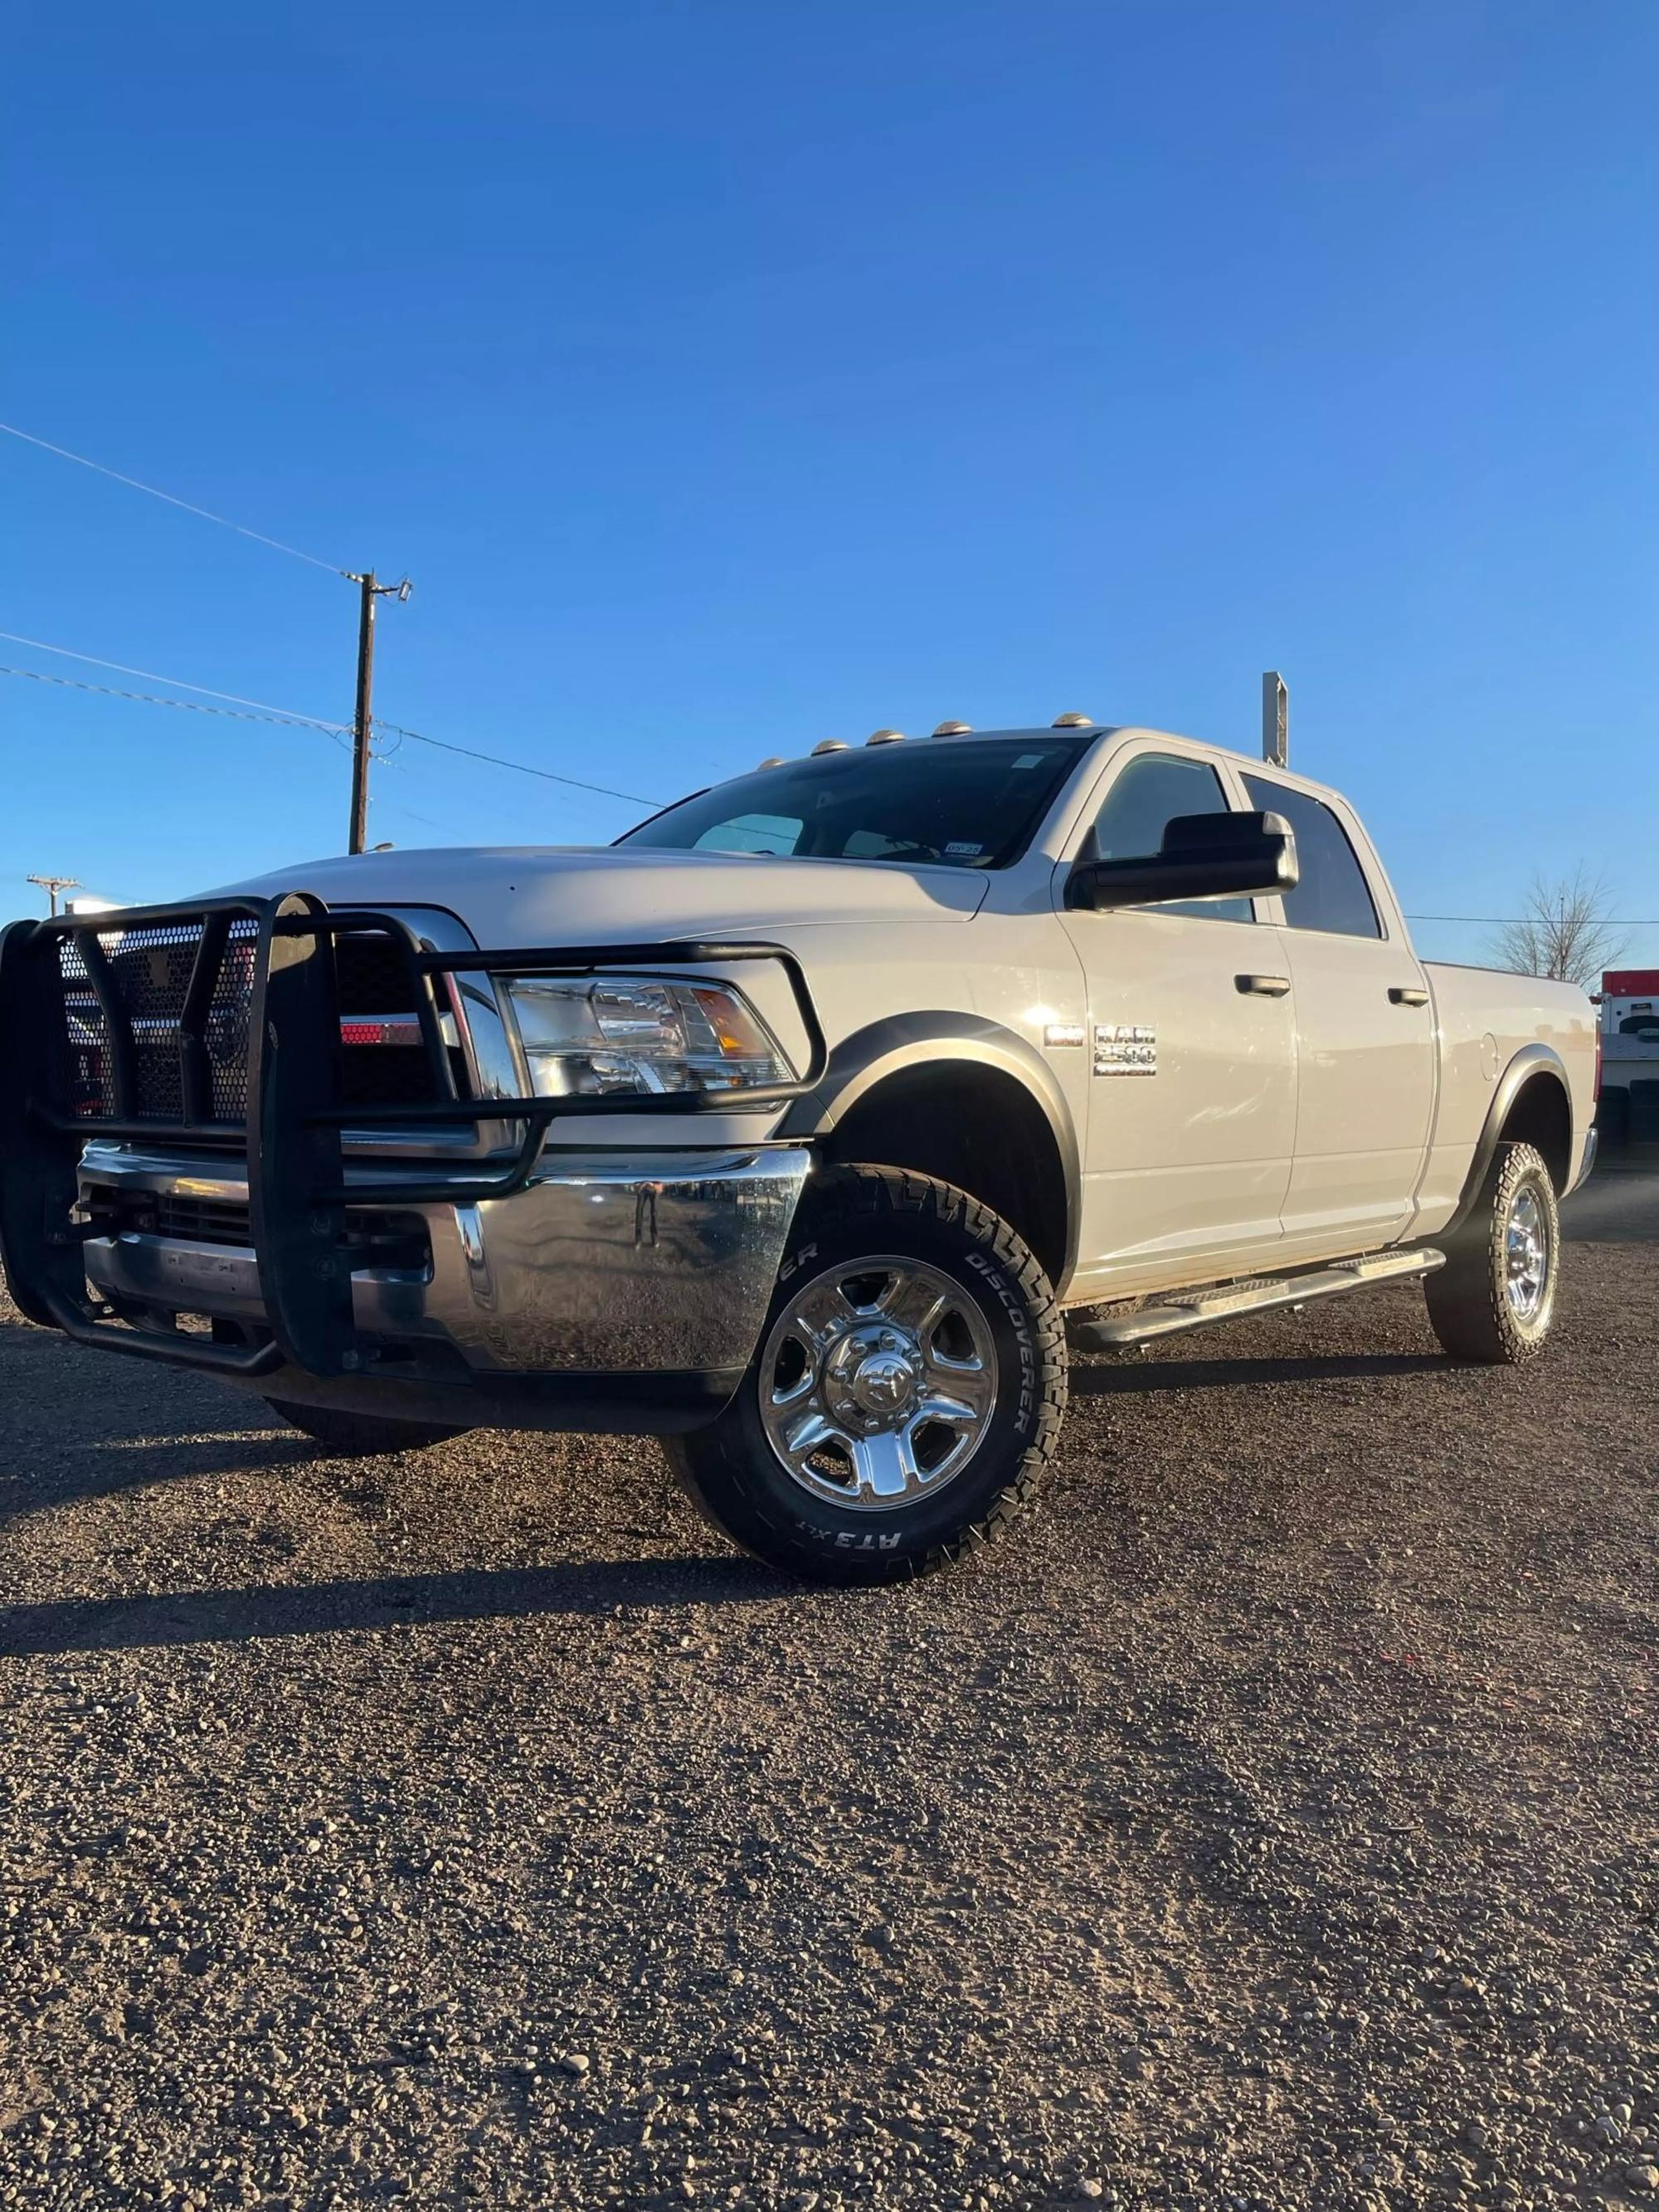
xmin=1242 ymin=775 xmax=1381 ymax=938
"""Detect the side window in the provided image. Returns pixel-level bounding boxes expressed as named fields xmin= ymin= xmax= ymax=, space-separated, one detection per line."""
xmin=1088 ymin=753 xmax=1254 ymax=923
xmin=1243 ymin=777 xmax=1380 ymax=939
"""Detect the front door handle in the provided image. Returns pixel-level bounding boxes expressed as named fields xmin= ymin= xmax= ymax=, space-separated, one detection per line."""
xmin=1389 ymin=985 xmax=1430 ymax=1007
xmin=1236 ymin=973 xmax=1291 ymax=997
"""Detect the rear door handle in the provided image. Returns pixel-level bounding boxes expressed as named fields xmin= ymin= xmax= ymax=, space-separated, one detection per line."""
xmin=1236 ymin=974 xmax=1291 ymax=997
xmin=1389 ymin=985 xmax=1430 ymax=1007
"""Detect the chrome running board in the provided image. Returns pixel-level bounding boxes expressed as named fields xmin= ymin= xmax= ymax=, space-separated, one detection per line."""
xmin=1067 ymin=1246 xmax=1446 ymax=1354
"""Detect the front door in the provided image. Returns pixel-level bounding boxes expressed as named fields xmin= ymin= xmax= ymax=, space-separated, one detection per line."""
xmin=1059 ymin=747 xmax=1298 ymax=1296
xmin=1241 ymin=773 xmax=1436 ymax=1251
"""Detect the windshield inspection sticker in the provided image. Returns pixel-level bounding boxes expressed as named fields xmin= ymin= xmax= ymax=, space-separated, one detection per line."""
xmin=944 ymin=841 xmax=984 ymax=857
xmin=1012 ymin=753 xmax=1045 ymax=769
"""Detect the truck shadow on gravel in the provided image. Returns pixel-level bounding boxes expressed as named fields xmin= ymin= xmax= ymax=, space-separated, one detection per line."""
xmin=0 ymin=1431 xmax=320 ymax=1527
xmin=1070 ymin=1346 xmax=1447 ymax=1393
xmin=0 ymin=1553 xmax=782 ymax=1658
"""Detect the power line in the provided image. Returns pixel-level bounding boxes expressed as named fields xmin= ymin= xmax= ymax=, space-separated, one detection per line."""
xmin=1407 ymin=912 xmax=1659 ymax=926
xmin=0 ymin=629 xmax=348 ymax=727
xmin=0 ymin=425 xmax=654 ymax=815
xmin=0 ymin=633 xmax=658 ymax=800
xmin=370 ymin=717 xmax=659 ymax=806
xmin=0 ymin=421 xmax=348 ymax=575
xmin=373 ymin=797 xmax=453 ymax=834
xmin=0 ymin=664 xmax=352 ymax=745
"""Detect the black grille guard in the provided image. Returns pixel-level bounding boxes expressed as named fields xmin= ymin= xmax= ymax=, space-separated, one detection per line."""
xmin=0 ymin=892 xmax=827 ymax=1382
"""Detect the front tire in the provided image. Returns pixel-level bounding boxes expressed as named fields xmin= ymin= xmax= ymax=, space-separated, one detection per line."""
xmin=265 ymin=1398 xmax=471 ymax=1456
xmin=664 ymin=1166 xmax=1068 ymax=1585
xmin=1424 ymin=1140 xmax=1559 ymax=1364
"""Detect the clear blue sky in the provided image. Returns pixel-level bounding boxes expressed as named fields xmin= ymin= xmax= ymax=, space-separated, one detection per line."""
xmin=4 ymin=1 xmax=1655 ymax=965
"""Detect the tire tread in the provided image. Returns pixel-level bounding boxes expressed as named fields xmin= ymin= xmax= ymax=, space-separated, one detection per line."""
xmin=1423 ymin=1140 xmax=1559 ymax=1365
xmin=666 ymin=1164 xmax=1067 ymax=1583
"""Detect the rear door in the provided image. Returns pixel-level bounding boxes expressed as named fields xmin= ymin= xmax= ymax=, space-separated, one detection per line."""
xmin=1241 ymin=774 xmax=1435 ymax=1251
xmin=1059 ymin=745 xmax=1297 ymax=1292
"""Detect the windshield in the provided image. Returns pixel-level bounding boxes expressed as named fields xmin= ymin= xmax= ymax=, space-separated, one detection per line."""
xmin=617 ymin=737 xmax=1093 ymax=870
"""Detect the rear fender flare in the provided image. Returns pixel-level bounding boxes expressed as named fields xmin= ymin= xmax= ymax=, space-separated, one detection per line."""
xmin=1443 ymin=1041 xmax=1574 ymax=1234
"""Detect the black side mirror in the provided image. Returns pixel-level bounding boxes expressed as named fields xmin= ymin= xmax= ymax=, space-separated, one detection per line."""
xmin=1066 ymin=809 xmax=1299 ymax=913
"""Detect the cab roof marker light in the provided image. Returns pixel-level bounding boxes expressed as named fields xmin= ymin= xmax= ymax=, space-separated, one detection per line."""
xmin=810 ymin=739 xmax=852 ymax=756
xmin=865 ymin=729 xmax=906 ymax=746
xmin=755 ymin=756 xmax=788 ymax=770
xmin=931 ymin=721 xmax=972 ymax=737
xmin=1052 ymin=712 xmax=1094 ymax=728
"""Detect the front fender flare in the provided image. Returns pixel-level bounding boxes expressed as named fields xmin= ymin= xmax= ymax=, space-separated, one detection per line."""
xmin=776 ymin=1010 xmax=1082 ymax=1291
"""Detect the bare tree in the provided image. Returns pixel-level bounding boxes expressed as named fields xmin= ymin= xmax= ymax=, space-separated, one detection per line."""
xmin=1489 ymin=868 xmax=1626 ymax=989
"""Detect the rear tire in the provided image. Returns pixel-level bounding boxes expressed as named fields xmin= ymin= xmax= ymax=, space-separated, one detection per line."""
xmin=1424 ymin=1140 xmax=1559 ymax=1364
xmin=265 ymin=1398 xmax=471 ymax=1456
xmin=664 ymin=1165 xmax=1068 ymax=1585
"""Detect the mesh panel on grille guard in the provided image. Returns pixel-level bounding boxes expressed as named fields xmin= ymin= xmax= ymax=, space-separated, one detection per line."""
xmin=206 ymin=927 xmax=258 ymax=1122
xmin=51 ymin=916 xmax=460 ymax=1126
xmin=56 ymin=936 xmax=111 ymax=1120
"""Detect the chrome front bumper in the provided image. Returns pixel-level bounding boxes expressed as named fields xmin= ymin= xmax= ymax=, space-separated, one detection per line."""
xmin=79 ymin=1143 xmax=812 ymax=1430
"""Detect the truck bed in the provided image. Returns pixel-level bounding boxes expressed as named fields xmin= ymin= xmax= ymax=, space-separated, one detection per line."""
xmin=1417 ymin=961 xmax=1598 ymax=1228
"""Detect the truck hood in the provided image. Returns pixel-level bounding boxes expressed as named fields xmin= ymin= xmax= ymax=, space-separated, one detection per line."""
xmin=207 ymin=844 xmax=988 ymax=943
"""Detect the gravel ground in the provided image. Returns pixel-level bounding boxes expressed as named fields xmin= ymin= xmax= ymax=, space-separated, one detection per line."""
xmin=2 ymin=1181 xmax=1656 ymax=2211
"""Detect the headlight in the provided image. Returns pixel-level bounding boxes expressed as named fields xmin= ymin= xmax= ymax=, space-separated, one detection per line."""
xmin=500 ymin=974 xmax=795 ymax=1098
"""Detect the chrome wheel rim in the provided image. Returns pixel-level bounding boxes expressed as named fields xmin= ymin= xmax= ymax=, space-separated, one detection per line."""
xmin=1505 ymin=1186 xmax=1550 ymax=1322
xmin=756 ymin=1255 xmax=999 ymax=1512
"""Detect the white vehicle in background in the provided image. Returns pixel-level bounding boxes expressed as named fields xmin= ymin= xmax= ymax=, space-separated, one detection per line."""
xmin=1 ymin=717 xmax=1598 ymax=1584
xmin=1596 ymin=966 xmax=1659 ymax=1146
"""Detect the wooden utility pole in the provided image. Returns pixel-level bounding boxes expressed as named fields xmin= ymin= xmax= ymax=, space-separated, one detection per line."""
xmin=27 ymin=873 xmax=80 ymax=916
xmin=348 ymin=571 xmax=377 ymax=855
xmin=346 ymin=571 xmax=411 ymax=854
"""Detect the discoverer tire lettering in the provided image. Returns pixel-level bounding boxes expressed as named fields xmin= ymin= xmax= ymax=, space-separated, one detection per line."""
xmin=662 ymin=1166 xmax=1067 ymax=1587
xmin=1423 ymin=1140 xmax=1560 ymax=1365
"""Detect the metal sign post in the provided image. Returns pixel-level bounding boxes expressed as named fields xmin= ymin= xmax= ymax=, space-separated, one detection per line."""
xmin=1262 ymin=672 xmax=1288 ymax=767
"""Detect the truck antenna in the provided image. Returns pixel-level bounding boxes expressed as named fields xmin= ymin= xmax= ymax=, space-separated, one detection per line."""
xmin=1262 ymin=671 xmax=1288 ymax=768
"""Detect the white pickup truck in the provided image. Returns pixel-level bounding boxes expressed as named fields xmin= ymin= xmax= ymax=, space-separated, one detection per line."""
xmin=0 ymin=718 xmax=1597 ymax=1582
